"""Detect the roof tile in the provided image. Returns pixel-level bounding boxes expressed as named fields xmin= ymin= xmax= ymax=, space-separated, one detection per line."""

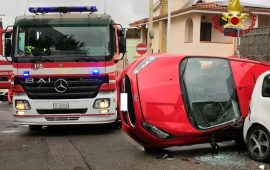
xmin=130 ymin=1 xmax=270 ymax=27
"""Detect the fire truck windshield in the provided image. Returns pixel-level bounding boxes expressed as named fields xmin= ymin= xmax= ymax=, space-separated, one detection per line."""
xmin=15 ymin=24 xmax=112 ymax=61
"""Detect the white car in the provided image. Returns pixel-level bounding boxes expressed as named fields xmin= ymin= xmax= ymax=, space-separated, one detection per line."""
xmin=244 ymin=71 xmax=270 ymax=162
xmin=0 ymin=89 xmax=8 ymax=101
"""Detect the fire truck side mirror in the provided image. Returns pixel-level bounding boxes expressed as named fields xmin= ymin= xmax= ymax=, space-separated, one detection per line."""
xmin=3 ymin=26 xmax=13 ymax=60
xmin=119 ymin=29 xmax=126 ymax=54
xmin=4 ymin=32 xmax=12 ymax=57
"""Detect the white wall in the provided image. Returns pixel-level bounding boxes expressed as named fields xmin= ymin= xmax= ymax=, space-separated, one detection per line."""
xmin=167 ymin=13 xmax=235 ymax=57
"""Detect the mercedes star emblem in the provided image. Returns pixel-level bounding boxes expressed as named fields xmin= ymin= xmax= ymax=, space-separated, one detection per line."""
xmin=54 ymin=79 xmax=69 ymax=93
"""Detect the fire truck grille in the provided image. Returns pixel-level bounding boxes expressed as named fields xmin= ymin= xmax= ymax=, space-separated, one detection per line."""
xmin=15 ymin=76 xmax=109 ymax=99
xmin=45 ymin=117 xmax=80 ymax=121
xmin=37 ymin=109 xmax=88 ymax=115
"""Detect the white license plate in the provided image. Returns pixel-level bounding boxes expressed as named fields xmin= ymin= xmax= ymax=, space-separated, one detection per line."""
xmin=120 ymin=93 xmax=128 ymax=111
xmin=53 ymin=102 xmax=69 ymax=109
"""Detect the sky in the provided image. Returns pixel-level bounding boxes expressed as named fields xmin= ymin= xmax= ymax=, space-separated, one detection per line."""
xmin=0 ymin=0 xmax=150 ymax=27
xmin=0 ymin=0 xmax=270 ymax=28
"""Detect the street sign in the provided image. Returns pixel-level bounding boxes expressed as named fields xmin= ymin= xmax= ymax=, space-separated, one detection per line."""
xmin=224 ymin=28 xmax=242 ymax=37
xmin=136 ymin=43 xmax=147 ymax=55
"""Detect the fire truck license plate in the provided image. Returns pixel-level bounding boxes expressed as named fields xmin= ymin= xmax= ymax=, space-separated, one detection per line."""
xmin=53 ymin=103 xmax=69 ymax=109
xmin=120 ymin=93 xmax=128 ymax=111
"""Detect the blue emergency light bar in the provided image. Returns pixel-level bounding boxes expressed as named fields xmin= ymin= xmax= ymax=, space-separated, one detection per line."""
xmin=23 ymin=71 xmax=30 ymax=78
xmin=92 ymin=69 xmax=100 ymax=75
xmin=29 ymin=6 xmax=98 ymax=14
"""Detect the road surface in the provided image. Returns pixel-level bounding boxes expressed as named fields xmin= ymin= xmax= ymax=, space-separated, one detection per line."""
xmin=0 ymin=102 xmax=268 ymax=170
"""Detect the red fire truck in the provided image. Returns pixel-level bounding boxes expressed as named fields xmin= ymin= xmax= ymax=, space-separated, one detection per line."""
xmin=3 ymin=6 xmax=126 ymax=130
xmin=0 ymin=29 xmax=13 ymax=102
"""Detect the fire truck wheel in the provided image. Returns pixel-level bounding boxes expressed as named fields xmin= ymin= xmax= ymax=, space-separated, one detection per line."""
xmin=109 ymin=120 xmax=122 ymax=129
xmin=29 ymin=125 xmax=43 ymax=131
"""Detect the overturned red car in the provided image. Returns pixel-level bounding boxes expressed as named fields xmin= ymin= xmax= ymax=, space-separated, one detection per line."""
xmin=117 ymin=54 xmax=270 ymax=151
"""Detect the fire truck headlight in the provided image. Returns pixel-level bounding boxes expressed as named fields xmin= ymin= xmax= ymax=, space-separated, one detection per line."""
xmin=16 ymin=111 xmax=25 ymax=115
xmin=15 ymin=100 xmax=31 ymax=110
xmin=100 ymin=109 xmax=109 ymax=114
xmin=133 ymin=57 xmax=156 ymax=74
xmin=93 ymin=99 xmax=110 ymax=109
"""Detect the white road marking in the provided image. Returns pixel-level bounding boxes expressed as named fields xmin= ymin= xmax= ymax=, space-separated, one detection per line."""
xmin=1 ymin=130 xmax=17 ymax=134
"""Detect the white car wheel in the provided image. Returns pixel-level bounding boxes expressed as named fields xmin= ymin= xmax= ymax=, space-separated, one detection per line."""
xmin=247 ymin=126 xmax=270 ymax=162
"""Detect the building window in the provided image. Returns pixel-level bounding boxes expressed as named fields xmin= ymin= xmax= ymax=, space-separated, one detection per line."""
xmin=185 ymin=19 xmax=193 ymax=43
xmin=200 ymin=23 xmax=212 ymax=41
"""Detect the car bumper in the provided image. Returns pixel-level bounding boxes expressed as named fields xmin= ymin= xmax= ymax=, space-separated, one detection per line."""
xmin=13 ymin=91 xmax=118 ymax=125
xmin=14 ymin=114 xmax=117 ymax=125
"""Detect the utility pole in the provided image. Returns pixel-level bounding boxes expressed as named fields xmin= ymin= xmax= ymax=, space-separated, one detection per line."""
xmin=159 ymin=0 xmax=168 ymax=53
xmin=166 ymin=0 xmax=171 ymax=52
xmin=236 ymin=28 xmax=241 ymax=58
xmin=0 ymin=14 xmax=4 ymax=29
xmin=147 ymin=0 xmax=153 ymax=54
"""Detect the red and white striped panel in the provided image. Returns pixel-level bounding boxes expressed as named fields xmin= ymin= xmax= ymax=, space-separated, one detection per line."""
xmin=0 ymin=59 xmax=12 ymax=78
xmin=14 ymin=61 xmax=116 ymax=77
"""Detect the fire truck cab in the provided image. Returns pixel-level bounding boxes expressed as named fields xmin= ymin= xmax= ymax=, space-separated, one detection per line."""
xmin=4 ymin=6 xmax=126 ymax=129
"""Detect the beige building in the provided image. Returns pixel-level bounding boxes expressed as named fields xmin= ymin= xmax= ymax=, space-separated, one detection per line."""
xmin=130 ymin=0 xmax=270 ymax=57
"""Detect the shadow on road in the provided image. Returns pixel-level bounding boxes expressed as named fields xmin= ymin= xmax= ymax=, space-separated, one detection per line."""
xmin=167 ymin=141 xmax=247 ymax=155
xmin=137 ymin=142 xmax=259 ymax=170
xmin=22 ymin=124 xmax=121 ymax=137
xmin=142 ymin=141 xmax=248 ymax=161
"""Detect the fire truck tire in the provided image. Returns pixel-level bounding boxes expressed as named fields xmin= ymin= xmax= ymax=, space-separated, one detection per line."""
xmin=109 ymin=120 xmax=122 ymax=129
xmin=29 ymin=125 xmax=43 ymax=131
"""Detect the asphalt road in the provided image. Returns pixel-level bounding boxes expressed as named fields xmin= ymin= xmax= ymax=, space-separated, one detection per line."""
xmin=0 ymin=102 xmax=268 ymax=170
